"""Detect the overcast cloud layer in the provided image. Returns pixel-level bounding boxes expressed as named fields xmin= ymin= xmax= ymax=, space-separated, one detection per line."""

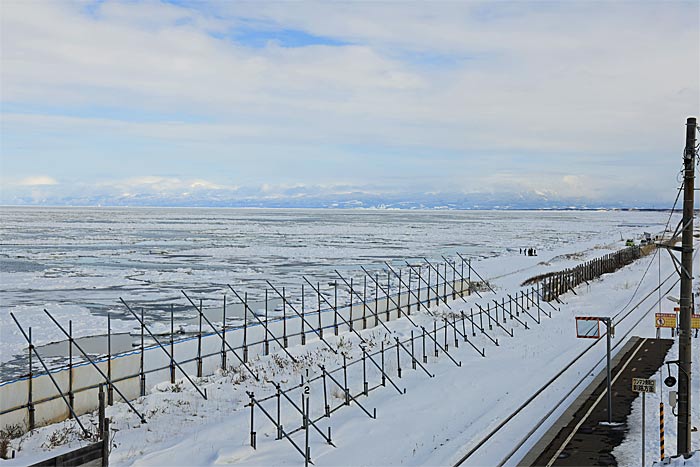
xmin=1 ymin=1 xmax=698 ymax=208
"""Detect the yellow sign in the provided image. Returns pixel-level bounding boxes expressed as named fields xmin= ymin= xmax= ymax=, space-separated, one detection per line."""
xmin=655 ymin=313 xmax=677 ymax=328
xmin=656 ymin=313 xmax=700 ymax=329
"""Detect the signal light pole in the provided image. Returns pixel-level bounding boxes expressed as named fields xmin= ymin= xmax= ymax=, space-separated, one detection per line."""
xmin=677 ymin=116 xmax=696 ymax=455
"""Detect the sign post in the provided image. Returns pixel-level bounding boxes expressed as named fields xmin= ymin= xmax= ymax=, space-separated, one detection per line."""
xmin=632 ymin=378 xmax=656 ymax=467
xmin=576 ymin=316 xmax=613 ymax=422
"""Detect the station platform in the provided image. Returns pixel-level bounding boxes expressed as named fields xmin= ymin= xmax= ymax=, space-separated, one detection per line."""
xmin=522 ymin=337 xmax=673 ymax=466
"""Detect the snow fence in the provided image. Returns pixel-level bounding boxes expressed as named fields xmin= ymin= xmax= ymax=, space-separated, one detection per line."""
xmin=0 ymin=277 xmax=472 ymax=433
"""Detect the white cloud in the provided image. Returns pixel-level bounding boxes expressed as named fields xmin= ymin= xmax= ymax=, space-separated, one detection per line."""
xmin=94 ymin=176 xmax=237 ymax=193
xmin=13 ymin=176 xmax=59 ymax=186
xmin=3 ymin=2 xmax=695 ymax=150
xmin=0 ymin=1 xmax=697 ymax=205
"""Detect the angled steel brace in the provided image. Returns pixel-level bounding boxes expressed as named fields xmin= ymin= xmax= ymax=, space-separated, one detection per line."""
xmin=47 ymin=307 xmax=153 ymax=416
xmin=456 ymin=252 xmax=496 ymax=295
xmin=10 ymin=313 xmax=91 ymax=436
xmin=226 ymin=286 xmax=298 ymax=363
xmin=303 ymin=277 xmax=367 ymax=344
xmin=182 ymin=291 xmax=261 ymax=379
xmin=265 ymin=280 xmax=338 ymax=354
xmin=119 ymin=299 xmax=208 ymax=401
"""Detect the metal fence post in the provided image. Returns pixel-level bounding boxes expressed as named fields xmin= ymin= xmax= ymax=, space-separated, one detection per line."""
xmin=28 ymin=327 xmax=35 ymax=431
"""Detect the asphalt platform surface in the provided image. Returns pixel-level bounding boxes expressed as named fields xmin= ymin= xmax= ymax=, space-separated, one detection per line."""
xmin=524 ymin=337 xmax=673 ymax=466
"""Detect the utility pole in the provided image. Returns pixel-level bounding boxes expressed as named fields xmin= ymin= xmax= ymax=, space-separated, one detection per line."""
xmin=605 ymin=317 xmax=612 ymax=423
xmin=678 ymin=116 xmax=696 ymax=455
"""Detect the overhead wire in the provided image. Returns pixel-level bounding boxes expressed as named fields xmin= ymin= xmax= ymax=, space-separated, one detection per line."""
xmin=455 ymin=258 xmax=685 ymax=466
xmin=612 ymin=249 xmax=658 ymax=321
xmin=494 ymin=243 xmax=697 ymax=466
xmin=611 ymin=181 xmax=682 ymax=321
xmin=500 ymin=277 xmax=679 ymax=467
xmin=537 ymin=275 xmax=681 ymax=467
xmin=455 ymin=194 xmax=690 ymax=465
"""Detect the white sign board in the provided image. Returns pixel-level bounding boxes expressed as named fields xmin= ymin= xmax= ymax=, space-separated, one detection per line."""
xmin=632 ymin=378 xmax=656 ymax=393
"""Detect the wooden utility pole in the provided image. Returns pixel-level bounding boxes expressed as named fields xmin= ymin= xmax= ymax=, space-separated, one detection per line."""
xmin=678 ymin=116 xmax=696 ymax=455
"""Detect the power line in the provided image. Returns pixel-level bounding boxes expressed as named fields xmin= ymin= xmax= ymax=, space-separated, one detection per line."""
xmin=612 ymin=182 xmax=683 ymax=321
xmin=455 ymin=242 xmax=696 ymax=466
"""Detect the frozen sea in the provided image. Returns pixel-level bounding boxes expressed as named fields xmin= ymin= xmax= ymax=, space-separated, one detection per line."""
xmin=0 ymin=207 xmax=673 ymax=368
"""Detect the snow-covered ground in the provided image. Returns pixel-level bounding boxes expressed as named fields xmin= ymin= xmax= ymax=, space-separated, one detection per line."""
xmin=2 ymin=220 xmax=696 ymax=466
xmin=653 ymin=451 xmax=700 ymax=466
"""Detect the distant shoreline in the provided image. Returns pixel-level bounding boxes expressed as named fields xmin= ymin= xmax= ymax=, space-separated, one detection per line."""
xmin=0 ymin=205 xmax=681 ymax=212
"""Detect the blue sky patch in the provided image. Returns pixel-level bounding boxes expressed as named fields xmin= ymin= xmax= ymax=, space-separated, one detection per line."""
xmin=228 ymin=26 xmax=350 ymax=48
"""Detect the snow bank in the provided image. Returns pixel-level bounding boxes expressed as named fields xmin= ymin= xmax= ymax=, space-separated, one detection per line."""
xmin=653 ymin=451 xmax=700 ymax=466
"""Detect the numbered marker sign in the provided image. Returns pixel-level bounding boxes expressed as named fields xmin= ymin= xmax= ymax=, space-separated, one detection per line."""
xmin=575 ymin=317 xmax=600 ymax=338
xmin=632 ymin=378 xmax=656 ymax=393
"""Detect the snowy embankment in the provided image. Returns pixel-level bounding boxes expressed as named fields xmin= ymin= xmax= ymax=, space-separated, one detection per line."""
xmin=653 ymin=452 xmax=700 ymax=466
xmin=2 ymin=233 xmax=696 ymax=466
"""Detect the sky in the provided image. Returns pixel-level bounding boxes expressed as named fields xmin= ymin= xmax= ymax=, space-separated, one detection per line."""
xmin=0 ymin=0 xmax=698 ymax=208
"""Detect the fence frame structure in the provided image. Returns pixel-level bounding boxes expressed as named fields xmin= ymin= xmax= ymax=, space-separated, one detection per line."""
xmin=239 ymin=281 xmax=555 ymax=464
xmin=2 ymin=256 xmax=475 ymax=430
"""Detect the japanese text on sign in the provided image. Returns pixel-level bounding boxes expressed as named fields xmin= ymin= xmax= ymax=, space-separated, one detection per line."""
xmin=632 ymin=378 xmax=656 ymax=393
